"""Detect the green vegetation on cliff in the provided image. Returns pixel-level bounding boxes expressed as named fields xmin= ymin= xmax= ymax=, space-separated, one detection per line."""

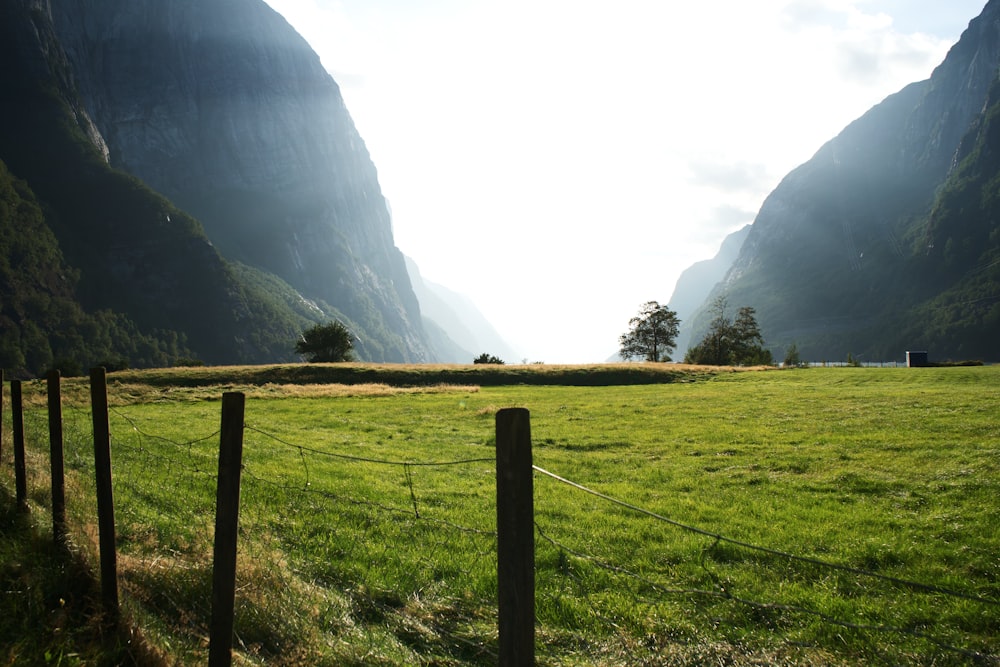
xmin=0 ymin=159 xmax=189 ymax=375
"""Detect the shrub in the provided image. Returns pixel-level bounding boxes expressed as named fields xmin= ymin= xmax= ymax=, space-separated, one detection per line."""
xmin=473 ymin=353 xmax=505 ymax=365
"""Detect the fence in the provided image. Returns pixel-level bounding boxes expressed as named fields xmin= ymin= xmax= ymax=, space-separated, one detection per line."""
xmin=1 ymin=369 xmax=997 ymax=665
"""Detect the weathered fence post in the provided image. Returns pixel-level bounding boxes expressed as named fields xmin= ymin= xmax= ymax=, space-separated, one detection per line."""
xmin=48 ymin=370 xmax=66 ymax=545
xmin=1 ymin=368 xmax=4 ymax=461
xmin=209 ymin=392 xmax=246 ymax=667
xmin=496 ymin=407 xmax=535 ymax=666
xmin=90 ymin=366 xmax=119 ymax=622
xmin=11 ymin=380 xmax=27 ymax=510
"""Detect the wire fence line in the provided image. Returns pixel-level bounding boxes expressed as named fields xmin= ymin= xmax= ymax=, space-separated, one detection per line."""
xmin=247 ymin=424 xmax=495 ymax=468
xmin=3 ymin=379 xmax=997 ymax=665
xmin=241 ymin=423 xmax=496 ymax=526
xmin=7 ymin=388 xmax=504 ymax=663
xmin=530 ymin=468 xmax=999 ymax=664
xmin=99 ymin=403 xmax=500 ymax=663
xmin=105 ymin=405 xmax=223 ymax=663
xmin=533 ymin=465 xmax=998 ymax=608
xmin=233 ymin=419 xmax=501 ymax=664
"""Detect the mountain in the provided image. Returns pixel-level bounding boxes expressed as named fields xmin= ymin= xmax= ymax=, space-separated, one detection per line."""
xmin=685 ymin=1 xmax=1000 ymax=363
xmin=404 ymin=257 xmax=520 ymax=364
xmin=0 ymin=0 xmax=443 ymax=374
xmin=1 ymin=0 xmax=302 ymax=371
xmin=669 ymin=225 xmax=750 ymax=356
xmin=0 ymin=158 xmax=186 ymax=372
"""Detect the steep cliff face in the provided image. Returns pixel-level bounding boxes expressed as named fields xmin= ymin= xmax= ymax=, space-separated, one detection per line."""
xmin=50 ymin=0 xmax=431 ymax=362
xmin=0 ymin=0 xmax=442 ymax=372
xmin=905 ymin=76 xmax=1000 ymax=356
xmin=0 ymin=0 xmax=282 ymax=369
xmin=687 ymin=0 xmax=1000 ymax=362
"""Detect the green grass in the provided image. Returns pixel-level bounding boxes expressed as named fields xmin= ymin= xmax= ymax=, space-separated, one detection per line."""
xmin=2 ymin=365 xmax=998 ymax=665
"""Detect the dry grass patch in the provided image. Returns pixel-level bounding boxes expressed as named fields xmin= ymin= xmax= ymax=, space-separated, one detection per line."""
xmin=248 ymin=383 xmax=480 ymax=400
xmin=107 ymin=381 xmax=480 ymax=404
xmin=10 ymin=378 xmax=479 ymax=408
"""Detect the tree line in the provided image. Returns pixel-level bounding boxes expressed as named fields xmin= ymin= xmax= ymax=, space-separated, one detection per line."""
xmin=293 ymin=297 xmax=776 ymax=367
xmin=619 ymin=296 xmax=774 ymax=366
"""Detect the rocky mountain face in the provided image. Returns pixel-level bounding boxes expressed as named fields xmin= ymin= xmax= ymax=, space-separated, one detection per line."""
xmin=2 ymin=0 xmax=272 ymax=369
xmin=0 ymin=0 xmax=450 ymax=373
xmin=685 ymin=0 xmax=1000 ymax=362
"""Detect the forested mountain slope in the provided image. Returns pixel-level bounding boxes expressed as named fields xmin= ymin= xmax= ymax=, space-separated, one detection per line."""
xmin=685 ymin=1 xmax=1000 ymax=362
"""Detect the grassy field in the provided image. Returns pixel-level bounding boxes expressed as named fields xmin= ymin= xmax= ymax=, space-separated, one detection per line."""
xmin=1 ymin=364 xmax=998 ymax=665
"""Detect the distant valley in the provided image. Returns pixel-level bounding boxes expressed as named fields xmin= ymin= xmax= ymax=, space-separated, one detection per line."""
xmin=0 ymin=0 xmax=502 ymax=375
xmin=2 ymin=0 xmax=999 ymax=375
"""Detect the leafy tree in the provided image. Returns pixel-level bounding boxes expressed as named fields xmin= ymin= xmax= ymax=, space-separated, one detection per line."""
xmin=295 ymin=321 xmax=355 ymax=362
xmin=731 ymin=306 xmax=773 ymax=365
xmin=687 ymin=296 xmax=733 ymax=365
xmin=473 ymin=353 xmax=505 ymax=364
xmin=619 ymin=301 xmax=681 ymax=362
xmin=685 ymin=296 xmax=773 ymax=366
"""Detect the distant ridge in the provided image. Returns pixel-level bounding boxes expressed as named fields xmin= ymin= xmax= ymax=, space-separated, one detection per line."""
xmin=405 ymin=256 xmax=519 ymax=363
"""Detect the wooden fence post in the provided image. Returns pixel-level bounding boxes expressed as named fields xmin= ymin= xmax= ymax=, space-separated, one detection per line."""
xmin=48 ymin=370 xmax=66 ymax=545
xmin=90 ymin=367 xmax=119 ymax=622
xmin=496 ymin=407 xmax=535 ymax=666
xmin=11 ymin=380 xmax=27 ymax=510
xmin=209 ymin=392 xmax=246 ymax=667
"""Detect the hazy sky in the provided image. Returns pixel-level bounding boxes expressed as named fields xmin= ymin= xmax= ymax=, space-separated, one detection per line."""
xmin=262 ymin=0 xmax=985 ymax=363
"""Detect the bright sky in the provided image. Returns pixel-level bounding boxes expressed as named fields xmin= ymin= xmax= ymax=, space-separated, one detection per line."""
xmin=263 ymin=0 xmax=985 ymax=363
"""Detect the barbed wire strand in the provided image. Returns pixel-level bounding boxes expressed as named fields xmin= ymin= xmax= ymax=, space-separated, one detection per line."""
xmin=236 ymin=436 xmax=499 ymax=661
xmin=241 ymin=465 xmax=495 ymax=539
xmin=246 ymin=425 xmax=494 ymax=468
xmin=533 ymin=464 xmax=999 ymax=608
xmin=244 ymin=425 xmax=495 ymax=526
xmin=112 ymin=407 xmax=220 ymax=451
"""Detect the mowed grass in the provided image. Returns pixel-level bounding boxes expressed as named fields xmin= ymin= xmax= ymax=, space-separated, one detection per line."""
xmin=2 ymin=365 xmax=998 ymax=665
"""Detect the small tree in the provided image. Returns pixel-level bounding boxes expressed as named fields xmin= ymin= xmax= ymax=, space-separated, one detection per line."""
xmin=473 ymin=353 xmax=505 ymax=364
xmin=783 ymin=343 xmax=802 ymax=368
xmin=730 ymin=306 xmax=773 ymax=365
xmin=295 ymin=321 xmax=355 ymax=362
xmin=619 ymin=301 xmax=681 ymax=362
